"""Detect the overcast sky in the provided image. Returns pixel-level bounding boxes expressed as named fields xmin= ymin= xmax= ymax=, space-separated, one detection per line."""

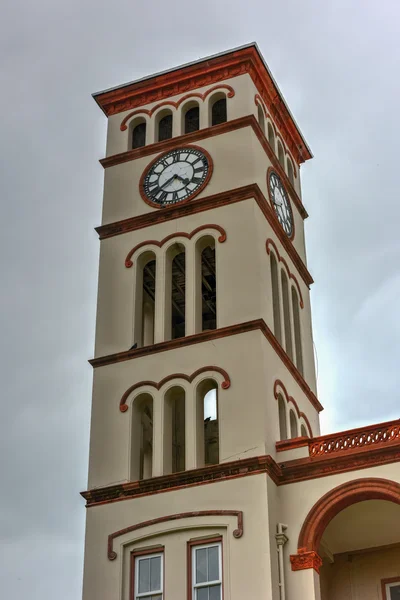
xmin=1 ymin=0 xmax=399 ymax=597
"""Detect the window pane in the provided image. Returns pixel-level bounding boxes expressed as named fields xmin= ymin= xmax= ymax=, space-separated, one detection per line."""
xmin=196 ymin=548 xmax=208 ymax=583
xmin=150 ymin=556 xmax=161 ymax=591
xmin=197 ymin=587 xmax=208 ymax=600
xmin=150 ymin=595 xmax=162 ymax=600
xmin=390 ymin=585 xmax=400 ymax=600
xmin=138 ymin=558 xmax=150 ymax=593
xmin=209 ymin=584 xmax=221 ymax=600
xmin=207 ymin=546 xmax=219 ymax=582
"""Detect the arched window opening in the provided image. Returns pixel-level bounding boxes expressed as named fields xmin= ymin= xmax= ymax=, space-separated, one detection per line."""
xmin=170 ymin=245 xmax=186 ymax=340
xmin=267 ymin=122 xmax=275 ymax=149
xmin=257 ymin=104 xmax=265 ymax=134
xmin=157 ymin=110 xmax=173 ymax=142
xmin=281 ymin=270 xmax=293 ymax=359
xmin=201 ymin=243 xmax=216 ymax=331
xmin=270 ymin=253 xmax=282 ymax=344
xmin=289 ymin=410 xmax=298 ymax=439
xmin=278 ymin=395 xmax=288 ymax=441
xmin=287 ymin=157 xmax=295 ymax=185
xmin=300 ymin=424 xmax=308 ymax=438
xmin=292 ymin=287 xmax=304 ymax=375
xmin=134 ymin=252 xmax=156 ymax=348
xmin=277 ymin=140 xmax=285 ymax=169
xmin=163 ymin=386 xmax=185 ymax=474
xmin=184 ymin=103 xmax=200 ymax=134
xmin=131 ymin=119 xmax=146 ymax=149
xmin=211 ymin=97 xmax=227 ymax=126
xmin=130 ymin=393 xmax=153 ymax=481
xmin=196 ymin=380 xmax=219 ymax=467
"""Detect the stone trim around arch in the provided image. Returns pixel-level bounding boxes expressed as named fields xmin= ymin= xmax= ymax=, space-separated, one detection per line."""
xmin=273 ymin=379 xmax=313 ymax=437
xmin=119 ymin=366 xmax=231 ymax=412
xmin=290 ymin=477 xmax=400 ymax=571
xmin=125 ymin=224 xmax=226 ymax=268
xmin=107 ymin=510 xmax=243 ymax=560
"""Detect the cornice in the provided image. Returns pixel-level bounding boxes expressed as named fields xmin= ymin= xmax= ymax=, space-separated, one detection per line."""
xmin=93 ymin=46 xmax=311 ymax=164
xmin=89 ymin=318 xmax=323 ymax=414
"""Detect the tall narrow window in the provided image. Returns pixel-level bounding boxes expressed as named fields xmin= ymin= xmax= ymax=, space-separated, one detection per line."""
xmin=191 ymin=541 xmax=222 ymax=600
xmin=132 ymin=121 xmax=146 ymax=149
xmin=157 ymin=111 xmax=173 ymax=141
xmin=292 ymin=287 xmax=304 ymax=375
xmin=270 ymin=253 xmax=282 ymax=344
xmin=130 ymin=394 xmax=153 ymax=481
xmin=196 ymin=380 xmax=219 ymax=467
xmin=163 ymin=386 xmax=185 ymax=474
xmin=289 ymin=410 xmax=298 ymax=439
xmin=300 ymin=424 xmax=308 ymax=438
xmin=287 ymin=158 xmax=295 ymax=185
xmin=277 ymin=140 xmax=285 ymax=169
xmin=171 ymin=247 xmax=186 ymax=339
xmin=201 ymin=244 xmax=216 ymax=331
xmin=267 ymin=122 xmax=275 ymax=149
xmin=134 ymin=252 xmax=156 ymax=348
xmin=258 ymin=104 xmax=265 ymax=133
xmin=281 ymin=270 xmax=293 ymax=359
xmin=133 ymin=551 xmax=163 ymax=600
xmin=278 ymin=395 xmax=288 ymax=441
xmin=184 ymin=105 xmax=200 ymax=133
xmin=211 ymin=97 xmax=227 ymax=126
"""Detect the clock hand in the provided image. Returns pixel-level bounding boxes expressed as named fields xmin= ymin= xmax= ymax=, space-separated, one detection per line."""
xmin=176 ymin=175 xmax=190 ymax=184
xmin=161 ymin=174 xmax=177 ymax=189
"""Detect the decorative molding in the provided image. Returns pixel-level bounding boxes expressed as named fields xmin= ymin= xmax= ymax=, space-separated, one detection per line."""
xmin=276 ymin=437 xmax=309 ymax=452
xmin=274 ymin=379 xmax=315 ymax=435
xmin=120 ymin=84 xmax=235 ymax=131
xmin=138 ymin=144 xmax=214 ymax=209
xmin=96 ymin=181 xmax=313 ymax=288
xmin=125 ymin=224 xmax=226 ymax=267
xmin=81 ymin=455 xmax=281 ymax=507
xmin=290 ymin=548 xmax=323 ymax=573
xmin=89 ymin=318 xmax=322 ymax=415
xmin=309 ymin=418 xmax=400 ymax=458
xmin=297 ymin=478 xmax=400 ymax=554
xmin=93 ymin=46 xmax=311 ymax=164
xmin=107 ymin=510 xmax=243 ymax=560
xmin=266 ymin=238 xmax=304 ymax=308
xmin=119 ymin=366 xmax=231 ymax=412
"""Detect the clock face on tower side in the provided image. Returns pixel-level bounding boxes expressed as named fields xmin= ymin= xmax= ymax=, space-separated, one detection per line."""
xmin=268 ymin=171 xmax=294 ymax=237
xmin=141 ymin=146 xmax=212 ymax=207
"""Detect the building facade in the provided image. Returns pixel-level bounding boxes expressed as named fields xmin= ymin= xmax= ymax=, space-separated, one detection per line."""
xmin=81 ymin=44 xmax=400 ymax=600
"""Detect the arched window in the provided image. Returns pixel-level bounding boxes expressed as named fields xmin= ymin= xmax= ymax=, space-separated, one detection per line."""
xmin=300 ymin=424 xmax=308 ymax=438
xmin=201 ymin=242 xmax=216 ymax=331
xmin=277 ymin=140 xmax=285 ymax=169
xmin=281 ymin=270 xmax=293 ymax=359
xmin=289 ymin=410 xmax=298 ymax=439
xmin=130 ymin=393 xmax=153 ymax=480
xmin=257 ymin=104 xmax=265 ymax=134
xmin=196 ymin=380 xmax=219 ymax=467
xmin=184 ymin=103 xmax=200 ymax=134
xmin=267 ymin=122 xmax=275 ymax=149
xmin=287 ymin=157 xmax=295 ymax=185
xmin=133 ymin=252 xmax=156 ymax=348
xmin=157 ymin=110 xmax=173 ymax=142
xmin=167 ymin=244 xmax=186 ymax=340
xmin=292 ymin=286 xmax=304 ymax=374
xmin=278 ymin=395 xmax=288 ymax=441
xmin=270 ymin=253 xmax=282 ymax=344
xmin=211 ymin=97 xmax=227 ymax=126
xmin=163 ymin=386 xmax=185 ymax=474
xmin=131 ymin=119 xmax=146 ymax=149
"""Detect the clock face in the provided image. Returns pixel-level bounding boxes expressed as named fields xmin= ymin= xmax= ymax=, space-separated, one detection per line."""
xmin=141 ymin=147 xmax=211 ymax=206
xmin=268 ymin=171 xmax=294 ymax=237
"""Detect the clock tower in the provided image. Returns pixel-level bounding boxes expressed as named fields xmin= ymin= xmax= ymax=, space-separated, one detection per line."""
xmin=81 ymin=43 xmax=400 ymax=600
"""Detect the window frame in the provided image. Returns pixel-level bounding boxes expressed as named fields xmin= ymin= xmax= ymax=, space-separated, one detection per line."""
xmin=187 ymin=536 xmax=223 ymax=600
xmin=130 ymin=546 xmax=164 ymax=600
xmin=382 ymin=578 xmax=400 ymax=600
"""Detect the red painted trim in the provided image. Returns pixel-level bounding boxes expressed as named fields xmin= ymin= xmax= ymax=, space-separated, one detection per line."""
xmin=266 ymin=239 xmax=304 ymax=308
xmin=276 ymin=437 xmax=309 ymax=452
xmin=120 ymin=85 xmax=235 ymax=131
xmin=266 ymin=167 xmax=295 ymax=241
xmin=119 ymin=366 xmax=231 ymax=412
xmin=187 ymin=536 xmax=223 ymax=600
xmin=107 ymin=510 xmax=243 ymax=560
xmin=382 ymin=577 xmax=400 ymax=600
xmin=125 ymin=224 xmax=226 ymax=268
xmin=290 ymin=548 xmax=323 ymax=573
xmin=274 ymin=379 xmax=315 ymax=435
xmin=138 ymin=144 xmax=214 ymax=209
xmin=298 ymin=477 xmax=400 ymax=553
xmin=94 ymin=46 xmax=311 ymax=164
xmin=88 ymin=319 xmax=322 ymax=414
xmin=130 ymin=545 xmax=164 ymax=600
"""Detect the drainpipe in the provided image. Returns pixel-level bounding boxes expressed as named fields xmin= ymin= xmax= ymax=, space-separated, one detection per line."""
xmin=276 ymin=523 xmax=289 ymax=600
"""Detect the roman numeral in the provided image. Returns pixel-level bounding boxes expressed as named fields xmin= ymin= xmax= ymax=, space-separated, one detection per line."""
xmin=192 ymin=176 xmax=203 ymax=184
